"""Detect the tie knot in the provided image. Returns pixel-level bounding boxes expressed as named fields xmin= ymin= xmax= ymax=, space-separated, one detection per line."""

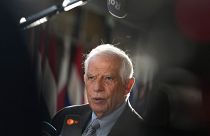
xmin=90 ymin=119 xmax=100 ymax=130
xmin=82 ymin=119 xmax=100 ymax=136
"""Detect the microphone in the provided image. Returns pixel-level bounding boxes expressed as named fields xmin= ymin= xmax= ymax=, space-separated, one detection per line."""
xmin=41 ymin=121 xmax=57 ymax=136
xmin=107 ymin=0 xmax=127 ymax=18
xmin=19 ymin=0 xmax=87 ymax=29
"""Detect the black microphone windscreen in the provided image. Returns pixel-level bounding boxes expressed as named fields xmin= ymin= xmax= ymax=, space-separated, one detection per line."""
xmin=107 ymin=0 xmax=127 ymax=18
xmin=42 ymin=121 xmax=57 ymax=136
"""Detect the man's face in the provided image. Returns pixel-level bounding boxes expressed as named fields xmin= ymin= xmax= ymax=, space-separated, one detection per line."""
xmin=84 ymin=55 xmax=131 ymax=118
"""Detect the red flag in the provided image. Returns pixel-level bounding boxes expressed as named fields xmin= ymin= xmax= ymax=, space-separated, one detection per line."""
xmin=57 ymin=36 xmax=71 ymax=111
xmin=67 ymin=43 xmax=84 ymax=105
xmin=41 ymin=33 xmax=58 ymax=117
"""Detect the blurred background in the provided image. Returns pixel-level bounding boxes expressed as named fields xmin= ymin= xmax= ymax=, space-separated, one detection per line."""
xmin=1 ymin=0 xmax=210 ymax=135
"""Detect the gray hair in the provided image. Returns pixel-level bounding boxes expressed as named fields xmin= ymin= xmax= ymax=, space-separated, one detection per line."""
xmin=84 ymin=44 xmax=134 ymax=82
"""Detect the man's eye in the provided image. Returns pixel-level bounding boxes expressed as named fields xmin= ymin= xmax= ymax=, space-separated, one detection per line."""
xmin=105 ymin=76 xmax=113 ymax=81
xmin=87 ymin=76 xmax=94 ymax=80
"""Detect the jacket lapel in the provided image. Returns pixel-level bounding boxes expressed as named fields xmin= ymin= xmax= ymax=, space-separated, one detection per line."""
xmin=108 ymin=102 xmax=130 ymax=136
xmin=80 ymin=107 xmax=92 ymax=133
xmin=108 ymin=101 xmax=145 ymax=136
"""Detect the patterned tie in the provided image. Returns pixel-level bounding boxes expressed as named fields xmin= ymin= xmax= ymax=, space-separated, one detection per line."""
xmin=82 ymin=119 xmax=100 ymax=136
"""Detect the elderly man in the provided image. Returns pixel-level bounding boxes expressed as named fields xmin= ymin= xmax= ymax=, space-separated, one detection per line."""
xmin=51 ymin=44 xmax=149 ymax=136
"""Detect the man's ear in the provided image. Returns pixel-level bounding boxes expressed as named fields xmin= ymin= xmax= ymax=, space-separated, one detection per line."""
xmin=125 ymin=77 xmax=135 ymax=95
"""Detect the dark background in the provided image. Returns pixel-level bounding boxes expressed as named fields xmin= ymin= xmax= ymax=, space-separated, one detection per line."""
xmin=1 ymin=0 xmax=210 ymax=135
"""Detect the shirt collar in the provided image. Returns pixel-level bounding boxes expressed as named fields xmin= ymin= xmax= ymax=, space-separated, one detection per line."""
xmin=90 ymin=100 xmax=127 ymax=135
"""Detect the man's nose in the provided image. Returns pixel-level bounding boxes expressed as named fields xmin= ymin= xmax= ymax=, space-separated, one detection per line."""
xmin=93 ymin=79 xmax=104 ymax=92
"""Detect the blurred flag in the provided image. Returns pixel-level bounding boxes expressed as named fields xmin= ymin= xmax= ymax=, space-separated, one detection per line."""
xmin=37 ymin=31 xmax=51 ymax=121
xmin=36 ymin=30 xmax=85 ymax=118
xmin=57 ymin=36 xmax=71 ymax=111
xmin=67 ymin=43 xmax=84 ymax=105
xmin=37 ymin=32 xmax=58 ymax=118
xmin=57 ymin=40 xmax=85 ymax=111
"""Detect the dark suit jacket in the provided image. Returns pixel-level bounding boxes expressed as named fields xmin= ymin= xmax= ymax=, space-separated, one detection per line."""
xmin=51 ymin=101 xmax=153 ymax=136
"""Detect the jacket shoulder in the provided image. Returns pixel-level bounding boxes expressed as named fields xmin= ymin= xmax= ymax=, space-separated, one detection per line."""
xmin=57 ymin=104 xmax=90 ymax=115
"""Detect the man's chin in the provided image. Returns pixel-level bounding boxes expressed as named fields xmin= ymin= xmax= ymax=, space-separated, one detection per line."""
xmin=90 ymin=105 xmax=107 ymax=117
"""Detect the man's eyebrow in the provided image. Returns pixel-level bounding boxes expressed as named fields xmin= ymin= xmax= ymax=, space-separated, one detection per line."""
xmin=86 ymin=73 xmax=94 ymax=76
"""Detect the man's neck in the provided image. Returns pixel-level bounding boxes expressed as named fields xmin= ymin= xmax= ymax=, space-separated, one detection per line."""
xmin=95 ymin=100 xmax=127 ymax=118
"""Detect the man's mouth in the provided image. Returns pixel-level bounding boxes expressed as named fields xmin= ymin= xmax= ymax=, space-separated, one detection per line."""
xmin=92 ymin=97 xmax=106 ymax=104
